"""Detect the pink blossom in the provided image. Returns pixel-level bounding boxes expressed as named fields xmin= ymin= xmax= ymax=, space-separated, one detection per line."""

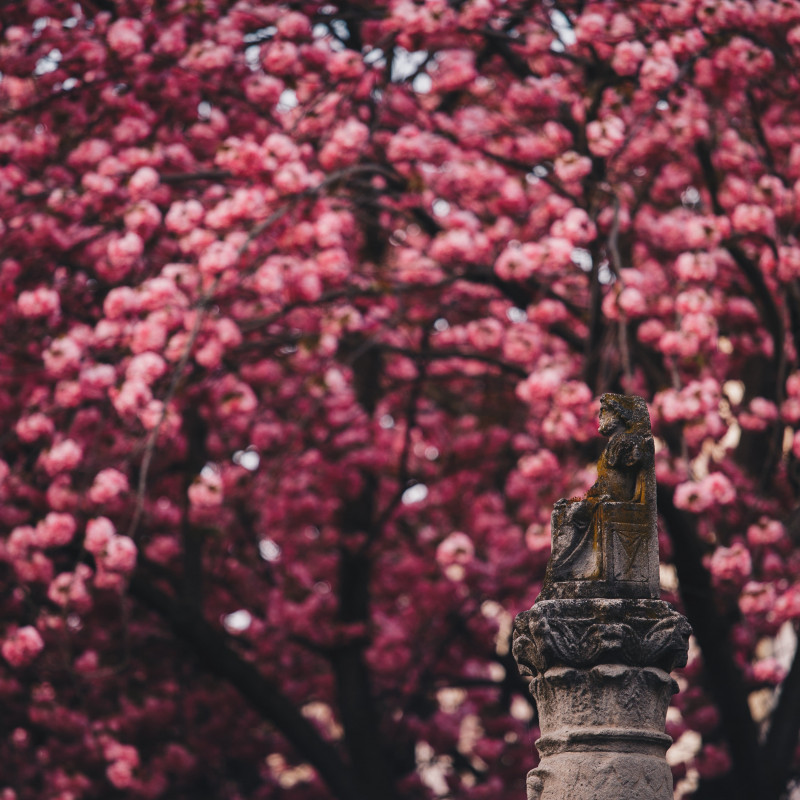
xmin=773 ymin=584 xmax=800 ymax=624
xmin=130 ymin=315 xmax=168 ymax=354
xmin=778 ymin=246 xmax=800 ymax=281
xmin=502 ymin=325 xmax=541 ymax=364
xmin=181 ymin=42 xmax=234 ymax=73
xmin=273 ymin=162 xmax=310 ymax=195
xmin=276 ymin=11 xmax=311 ymax=39
xmin=529 ymin=299 xmax=569 ymax=325
xmin=107 ymin=18 xmax=144 ymax=58
xmin=637 ymin=319 xmax=666 ymax=345
xmin=126 ymin=352 xmax=167 ymax=384
xmin=67 ymin=138 xmax=112 ymax=168
xmin=245 ymin=74 xmax=284 ymax=105
xmin=145 ymin=535 xmax=181 ymax=565
xmin=199 ymin=240 xmax=238 ymax=275
xmin=15 ymin=413 xmax=54 ymax=443
xmin=165 ymin=200 xmax=205 ymax=234
xmin=107 ymin=231 xmax=144 ymax=273
xmin=516 ymin=368 xmax=562 ymax=404
xmin=195 ymin=338 xmax=225 ymax=369
xmin=80 ymin=363 xmax=117 ymax=397
xmin=139 ymin=275 xmax=188 ymax=311
xmin=328 ymin=50 xmax=364 ymax=80
xmin=518 ymin=450 xmax=559 ymax=480
xmin=47 ymin=570 xmax=92 ymax=611
xmin=739 ymin=398 xmax=777 ymax=430
xmin=681 ymin=312 xmax=716 ymax=340
xmin=46 ymin=476 xmax=76 ymax=513
xmin=675 ymin=252 xmax=717 ymax=282
xmin=17 ymin=287 xmax=60 ymax=318
xmin=74 ymin=650 xmax=99 ymax=673
xmin=43 ymin=336 xmax=82 ymax=377
xmin=553 ymin=151 xmax=592 ymax=184
xmin=35 ymin=512 xmax=77 ymax=548
xmin=658 ymin=329 xmax=699 ymax=359
xmin=640 ymin=42 xmax=679 ymax=92
xmin=138 ymin=399 xmax=166 ymax=431
xmin=617 ymin=286 xmax=646 ymax=316
xmin=739 ymin=581 xmax=776 ymax=617
xmin=319 ymin=119 xmax=370 ymax=170
xmin=731 ymin=203 xmax=776 ymax=237
xmin=752 ymin=658 xmax=786 ymax=684
xmin=153 ymin=20 xmax=186 ymax=55
xmin=40 ymin=439 xmax=83 ymax=477
xmin=110 ymin=379 xmax=153 ymax=417
xmin=103 ymin=536 xmax=137 ymax=573
xmin=7 ymin=526 xmax=35 ymax=559
xmin=128 ymin=166 xmax=159 ymax=198
xmin=261 ymin=41 xmax=298 ymax=75
xmin=88 ymin=469 xmax=130 ymax=505
xmin=216 ymin=377 xmax=257 ymax=419
xmin=261 ymin=133 xmax=299 ymax=169
xmin=703 ymin=472 xmax=736 ymax=505
xmin=494 ymin=242 xmax=542 ymax=281
xmin=106 ymin=761 xmax=134 ymax=789
xmin=85 ymin=517 xmax=115 ymax=555
xmin=709 ymin=542 xmax=751 ymax=586
xmin=612 ymin=40 xmax=646 ymax=75
xmin=586 ymin=116 xmax=625 ymax=157
xmin=188 ymin=469 xmax=223 ymax=509
xmin=550 ymin=207 xmax=596 ymax=244
xmin=54 ymin=380 xmax=82 ymax=409
xmin=466 ymin=318 xmax=503 ymax=349
xmin=114 ymin=116 xmax=151 ymax=145
xmin=2 ymin=627 xmax=44 ymax=668
xmin=695 ymin=743 xmax=731 ymax=779
xmin=103 ymin=286 xmax=140 ymax=319
xmin=436 ymin=532 xmax=475 ymax=566
xmin=431 ymin=50 xmax=477 ymax=92
xmin=673 ymin=480 xmax=711 ymax=512
xmin=290 ymin=269 xmax=323 ymax=302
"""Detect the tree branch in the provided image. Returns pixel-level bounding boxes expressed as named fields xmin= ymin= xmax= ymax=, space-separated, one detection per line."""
xmin=657 ymin=485 xmax=764 ymax=800
xmin=763 ymin=624 xmax=800 ymax=799
xmin=128 ymin=569 xmax=361 ymax=800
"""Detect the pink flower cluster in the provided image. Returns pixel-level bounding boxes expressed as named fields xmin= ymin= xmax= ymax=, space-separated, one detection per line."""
xmin=102 ymin=739 xmax=140 ymax=789
xmin=708 ymin=542 xmax=751 ymax=587
xmin=88 ymin=468 xmax=130 ymax=505
xmin=17 ymin=287 xmax=59 ymax=318
xmin=1 ymin=626 xmax=44 ymax=668
xmin=674 ymin=472 xmax=736 ymax=512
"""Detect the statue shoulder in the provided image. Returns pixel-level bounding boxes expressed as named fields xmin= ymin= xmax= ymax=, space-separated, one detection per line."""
xmin=605 ymin=432 xmax=653 ymax=468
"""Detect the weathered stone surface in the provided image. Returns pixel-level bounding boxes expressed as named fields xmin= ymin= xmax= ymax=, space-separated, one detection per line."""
xmin=526 ymin=751 xmax=674 ymax=800
xmin=520 ymin=661 xmax=680 ymax=800
xmin=513 ymin=598 xmax=691 ymax=676
xmin=512 ymin=395 xmax=691 ymax=800
xmin=540 ymin=394 xmax=659 ymax=600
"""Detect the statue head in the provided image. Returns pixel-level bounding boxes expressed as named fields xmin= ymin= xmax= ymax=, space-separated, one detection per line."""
xmin=598 ymin=393 xmax=651 ymax=437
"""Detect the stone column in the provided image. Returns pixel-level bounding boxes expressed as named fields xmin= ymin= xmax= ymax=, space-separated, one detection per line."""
xmin=513 ymin=598 xmax=690 ymax=800
xmin=512 ymin=395 xmax=691 ymax=800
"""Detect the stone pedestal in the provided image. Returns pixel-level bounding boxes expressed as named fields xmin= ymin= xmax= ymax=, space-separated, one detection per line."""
xmin=513 ymin=599 xmax=691 ymax=800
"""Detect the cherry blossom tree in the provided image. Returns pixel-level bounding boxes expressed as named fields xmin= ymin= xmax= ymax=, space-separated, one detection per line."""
xmin=1 ymin=1 xmax=800 ymax=798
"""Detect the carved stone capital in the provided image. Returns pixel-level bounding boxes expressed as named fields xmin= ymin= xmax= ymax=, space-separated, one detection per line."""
xmin=512 ymin=598 xmax=691 ymax=677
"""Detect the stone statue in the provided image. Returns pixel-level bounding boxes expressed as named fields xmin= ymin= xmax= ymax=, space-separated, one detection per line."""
xmin=512 ymin=394 xmax=691 ymax=800
xmin=540 ymin=393 xmax=659 ymax=600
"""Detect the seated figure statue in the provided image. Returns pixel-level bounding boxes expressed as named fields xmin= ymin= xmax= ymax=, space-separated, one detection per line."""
xmin=539 ymin=393 xmax=659 ymax=599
